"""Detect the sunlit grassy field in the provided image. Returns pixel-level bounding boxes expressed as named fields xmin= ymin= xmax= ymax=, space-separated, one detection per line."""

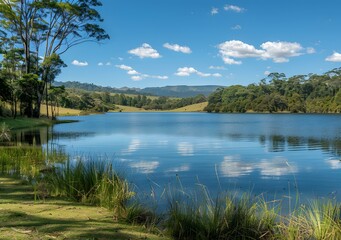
xmin=0 ymin=177 xmax=168 ymax=240
xmin=170 ymin=102 xmax=208 ymax=112
xmin=40 ymin=104 xmax=82 ymax=116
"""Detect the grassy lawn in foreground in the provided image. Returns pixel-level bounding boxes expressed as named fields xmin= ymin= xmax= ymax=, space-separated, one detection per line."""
xmin=0 ymin=176 xmax=168 ymax=240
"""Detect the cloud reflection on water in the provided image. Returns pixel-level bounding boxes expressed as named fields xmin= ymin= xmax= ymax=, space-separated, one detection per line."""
xmin=129 ymin=161 xmax=160 ymax=174
xmin=166 ymin=164 xmax=190 ymax=173
xmin=220 ymin=155 xmax=298 ymax=178
xmin=177 ymin=142 xmax=194 ymax=156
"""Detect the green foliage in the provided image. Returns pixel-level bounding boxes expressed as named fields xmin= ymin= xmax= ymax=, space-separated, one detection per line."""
xmin=206 ymin=68 xmax=341 ymax=113
xmin=0 ymin=0 xmax=108 ymax=118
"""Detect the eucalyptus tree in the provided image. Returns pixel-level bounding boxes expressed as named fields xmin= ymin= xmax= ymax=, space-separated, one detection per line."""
xmin=0 ymin=0 xmax=109 ymax=117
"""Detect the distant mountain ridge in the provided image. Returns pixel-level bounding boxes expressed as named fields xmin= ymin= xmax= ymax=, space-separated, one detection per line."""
xmin=54 ymin=81 xmax=223 ymax=98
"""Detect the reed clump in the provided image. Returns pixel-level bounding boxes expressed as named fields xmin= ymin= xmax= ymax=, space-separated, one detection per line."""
xmin=42 ymin=159 xmax=135 ymax=218
xmin=164 ymin=184 xmax=341 ymax=240
xmin=165 ymin=185 xmax=277 ymax=240
xmin=0 ymin=146 xmax=44 ymax=177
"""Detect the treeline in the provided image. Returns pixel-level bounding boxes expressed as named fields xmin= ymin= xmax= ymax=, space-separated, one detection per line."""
xmin=59 ymin=89 xmax=207 ymax=111
xmin=205 ymin=69 xmax=341 ymax=113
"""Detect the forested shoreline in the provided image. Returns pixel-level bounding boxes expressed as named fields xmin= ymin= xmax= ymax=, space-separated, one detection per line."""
xmin=205 ymin=70 xmax=341 ymax=113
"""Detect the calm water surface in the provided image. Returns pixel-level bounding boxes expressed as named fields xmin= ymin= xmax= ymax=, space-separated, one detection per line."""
xmin=51 ymin=113 xmax=341 ymax=207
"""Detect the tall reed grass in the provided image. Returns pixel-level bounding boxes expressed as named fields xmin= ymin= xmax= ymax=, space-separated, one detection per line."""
xmin=165 ymin=184 xmax=277 ymax=240
xmin=42 ymin=159 xmax=135 ymax=217
xmin=0 ymin=147 xmax=44 ymax=177
xmin=164 ymin=182 xmax=341 ymax=240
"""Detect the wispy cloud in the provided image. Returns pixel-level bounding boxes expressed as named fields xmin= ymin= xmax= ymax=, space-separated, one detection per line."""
xmin=264 ymin=70 xmax=271 ymax=76
xmin=209 ymin=66 xmax=227 ymax=70
xmin=175 ymin=67 xmax=222 ymax=77
xmin=306 ymin=47 xmax=316 ymax=54
xmin=163 ymin=43 xmax=192 ymax=54
xmin=128 ymin=43 xmax=161 ymax=59
xmin=231 ymin=25 xmax=242 ymax=30
xmin=218 ymin=40 xmax=304 ymax=64
xmin=326 ymin=52 xmax=341 ymax=62
xmin=211 ymin=7 xmax=219 ymax=15
xmin=116 ymin=64 xmax=168 ymax=81
xmin=224 ymin=5 xmax=245 ymax=13
xmin=98 ymin=61 xmax=111 ymax=66
xmin=72 ymin=60 xmax=88 ymax=67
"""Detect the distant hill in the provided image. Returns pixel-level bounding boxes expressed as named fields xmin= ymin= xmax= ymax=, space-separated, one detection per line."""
xmin=54 ymin=81 xmax=142 ymax=95
xmin=54 ymin=81 xmax=223 ymax=97
xmin=140 ymin=85 xmax=223 ymax=98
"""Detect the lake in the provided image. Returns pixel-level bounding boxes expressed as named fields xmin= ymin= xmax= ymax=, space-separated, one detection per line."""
xmin=21 ymin=113 xmax=341 ymax=209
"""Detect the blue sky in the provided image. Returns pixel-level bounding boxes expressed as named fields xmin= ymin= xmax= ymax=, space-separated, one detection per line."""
xmin=57 ymin=0 xmax=341 ymax=88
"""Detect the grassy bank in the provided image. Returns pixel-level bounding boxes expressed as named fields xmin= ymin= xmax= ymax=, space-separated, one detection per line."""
xmin=0 ymin=117 xmax=76 ymax=130
xmin=0 ymin=176 xmax=168 ymax=240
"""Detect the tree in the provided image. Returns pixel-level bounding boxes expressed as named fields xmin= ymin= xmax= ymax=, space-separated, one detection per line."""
xmin=0 ymin=0 xmax=109 ymax=118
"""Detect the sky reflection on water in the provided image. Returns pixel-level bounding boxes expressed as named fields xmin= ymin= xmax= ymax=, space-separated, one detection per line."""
xmin=48 ymin=113 xmax=341 ymax=207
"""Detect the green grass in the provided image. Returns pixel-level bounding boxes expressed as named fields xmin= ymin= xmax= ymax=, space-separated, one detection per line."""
xmin=0 ymin=117 xmax=77 ymax=130
xmin=0 ymin=176 xmax=169 ymax=240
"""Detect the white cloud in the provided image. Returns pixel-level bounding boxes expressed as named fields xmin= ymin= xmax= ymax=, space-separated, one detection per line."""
xmin=211 ymin=7 xmax=219 ymax=15
xmin=128 ymin=43 xmax=161 ymax=59
xmin=163 ymin=43 xmax=192 ymax=54
xmin=116 ymin=64 xmax=168 ymax=81
xmin=224 ymin=5 xmax=245 ymax=13
xmin=175 ymin=67 xmax=222 ymax=78
xmin=326 ymin=52 xmax=341 ymax=62
xmin=231 ymin=25 xmax=242 ymax=30
xmin=261 ymin=41 xmax=303 ymax=63
xmin=209 ymin=66 xmax=227 ymax=70
xmin=116 ymin=64 xmax=133 ymax=71
xmin=72 ymin=60 xmax=88 ymax=67
xmin=306 ymin=47 xmax=316 ymax=54
xmin=218 ymin=40 xmax=304 ymax=64
xmin=98 ymin=62 xmax=111 ymax=66
xmin=127 ymin=70 xmax=139 ymax=75
xmin=264 ymin=70 xmax=271 ymax=76
xmin=131 ymin=75 xmax=143 ymax=81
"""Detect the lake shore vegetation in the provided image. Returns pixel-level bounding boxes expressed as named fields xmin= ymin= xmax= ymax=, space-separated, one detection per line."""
xmin=1 ymin=145 xmax=341 ymax=239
